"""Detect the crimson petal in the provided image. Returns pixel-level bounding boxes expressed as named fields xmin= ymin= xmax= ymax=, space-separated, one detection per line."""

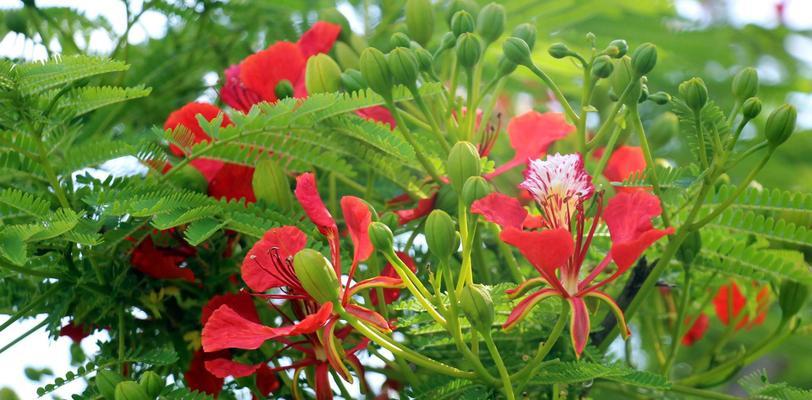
xmin=503 ymin=288 xmax=559 ymax=331
xmin=471 ymin=192 xmax=528 ymax=229
xmin=345 ymin=304 xmax=391 ymax=332
xmin=490 ymin=111 xmax=573 ymax=177
xmin=202 ymin=305 xmax=284 ymax=352
xmin=341 ymin=196 xmax=373 ymax=264
xmin=241 ymin=226 xmax=307 ymax=292
xmin=204 ymin=357 xmax=262 ymax=379
xmin=604 ymin=191 xmax=674 ymax=269
xmin=164 ymin=102 xmax=232 ymax=157
xmin=297 ymin=21 xmax=342 ymax=58
xmin=603 ymin=146 xmax=646 ymax=184
xmin=201 ymin=292 xmax=260 ymax=325
xmin=499 ymin=227 xmax=573 ymax=293
xmin=568 ymin=297 xmax=591 ymax=358
xmin=240 ymin=41 xmax=306 ymax=103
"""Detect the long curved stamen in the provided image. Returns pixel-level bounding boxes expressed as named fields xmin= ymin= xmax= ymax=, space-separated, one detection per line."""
xmin=521 ymin=153 xmax=594 ymax=229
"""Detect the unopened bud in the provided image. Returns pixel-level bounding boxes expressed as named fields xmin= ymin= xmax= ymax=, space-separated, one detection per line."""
xmin=334 ymin=42 xmax=359 ymax=70
xmin=446 ymin=0 xmax=479 ymax=27
xmin=253 ymin=158 xmax=293 ymax=211
xmin=380 ymin=212 xmax=399 ymax=230
xmin=676 ymin=231 xmax=701 ymax=266
xmin=631 ymin=42 xmax=657 ymax=76
xmin=447 ymin=141 xmax=481 ymax=192
xmin=360 ymin=48 xmax=392 ymax=98
xmin=305 ymin=54 xmax=341 ymax=94
xmin=462 ymin=176 xmax=491 ymax=206
xmin=460 ymin=284 xmax=494 ymax=333
xmin=414 ymin=47 xmax=433 ymax=72
xmin=547 ymin=42 xmax=571 ymax=59
xmin=138 ymin=371 xmax=164 ymax=398
xmin=451 ymin=11 xmax=475 ymax=37
xmin=274 ymin=79 xmax=294 ymax=100
xmin=591 ymin=55 xmax=614 ymax=78
xmin=476 ymin=3 xmax=506 ymax=44
xmin=503 ymin=37 xmax=532 ymax=66
xmin=511 ymin=23 xmax=536 ymax=51
xmin=742 ymin=97 xmax=762 ymax=120
xmin=648 ymin=91 xmax=671 ymax=105
xmin=388 ymin=48 xmax=420 ymax=87
xmin=779 ymin=280 xmax=808 ymax=320
xmin=368 ymin=221 xmax=395 ymax=251
xmin=456 ymin=32 xmax=482 ymax=69
xmin=114 ymin=381 xmax=150 ymax=400
xmin=731 ymin=67 xmax=758 ymax=100
xmin=678 ymin=77 xmax=708 ymax=111
xmin=340 ymin=69 xmax=367 ymax=92
xmin=293 ymin=249 xmax=340 ymax=304
xmin=406 ymin=0 xmax=434 ymax=46
xmin=390 ymin=32 xmax=411 ymax=49
xmin=436 ymin=185 xmax=459 ymax=214
xmin=96 ymin=370 xmax=125 ymax=400
xmin=426 ymin=210 xmax=456 ymax=260
xmin=765 ymin=104 xmax=796 ymax=147
xmin=610 ymin=56 xmax=642 ymax=106
xmin=440 ymin=32 xmax=456 ymax=50
xmin=606 ymin=39 xmax=628 ymax=58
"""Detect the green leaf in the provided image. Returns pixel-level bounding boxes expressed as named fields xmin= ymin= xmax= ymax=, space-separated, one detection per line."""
xmin=0 ymin=229 xmax=27 ymax=266
xmin=708 ymin=208 xmax=812 ymax=247
xmin=52 ymin=85 xmax=151 ymax=117
xmin=16 ymin=55 xmax=128 ymax=95
xmin=184 ymin=218 xmax=227 ymax=246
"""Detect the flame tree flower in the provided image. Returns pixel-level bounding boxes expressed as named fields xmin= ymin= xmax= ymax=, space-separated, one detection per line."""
xmin=472 ymin=153 xmax=674 ymax=356
xmin=201 ymin=173 xmax=406 ymax=399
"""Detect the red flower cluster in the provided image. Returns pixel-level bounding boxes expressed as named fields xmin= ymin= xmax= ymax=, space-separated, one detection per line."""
xmin=472 ymin=153 xmax=674 ymax=356
xmin=682 ymin=281 xmax=770 ymax=346
xmin=200 ymin=173 xmax=408 ymax=399
xmin=129 ymin=229 xmax=197 ymax=282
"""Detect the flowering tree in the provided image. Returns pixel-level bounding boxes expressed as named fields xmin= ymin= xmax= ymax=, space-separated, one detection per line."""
xmin=0 ymin=1 xmax=810 ymax=399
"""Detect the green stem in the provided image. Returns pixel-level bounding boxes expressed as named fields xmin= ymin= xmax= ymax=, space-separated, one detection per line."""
xmin=386 ymin=101 xmax=445 ymax=184
xmin=629 ymin=105 xmax=671 ymax=227
xmin=694 ymin=109 xmax=710 ymax=170
xmin=0 ymin=259 xmax=65 ymax=279
xmin=455 ymin=202 xmax=477 ymax=295
xmin=591 ymin=124 xmax=623 ymax=179
xmin=410 ymin=88 xmax=451 ymax=154
xmin=514 ymin=301 xmax=570 ymax=389
xmin=586 ymin=79 xmax=636 ymax=150
xmin=382 ymin=250 xmax=446 ymax=328
xmin=482 ymin=331 xmax=516 ymax=400
xmin=0 ymin=319 xmax=48 ymax=355
xmin=669 ymin=384 xmax=740 ymax=400
xmin=526 ymin=64 xmax=579 ymax=125
xmin=0 ymin=285 xmax=59 ymax=333
xmin=575 ymin=66 xmax=594 ymax=152
xmin=118 ymin=309 xmax=126 ymax=375
xmin=663 ymin=265 xmax=692 ymax=375
xmin=494 ymin=226 xmax=524 ymax=283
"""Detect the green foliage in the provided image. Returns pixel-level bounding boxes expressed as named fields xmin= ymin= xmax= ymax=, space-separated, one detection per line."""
xmin=739 ymin=370 xmax=812 ymax=400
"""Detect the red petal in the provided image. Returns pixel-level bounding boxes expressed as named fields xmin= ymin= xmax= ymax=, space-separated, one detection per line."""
xmin=201 ymin=305 xmax=284 ymax=351
xmin=584 ymin=291 xmax=630 ymax=339
xmin=130 ymin=236 xmax=196 ymax=282
xmin=190 ymin=158 xmax=225 ymax=183
xmin=345 ymin=304 xmax=391 ymax=332
xmin=568 ymin=297 xmax=591 ymax=358
xmin=185 ymin=350 xmax=226 ymax=396
xmin=256 ymin=364 xmax=281 ymax=396
xmin=499 ymin=227 xmax=573 ymax=293
xmin=503 ymin=288 xmax=559 ymax=331
xmin=505 ymin=277 xmax=547 ymax=299
xmin=351 ymin=276 xmax=405 ymax=299
xmin=295 ymin=173 xmax=338 ymax=237
xmin=221 ymin=64 xmax=263 ymax=113
xmin=297 ymin=21 xmax=342 ymax=58
xmin=59 ymin=322 xmax=92 ymax=343
xmin=240 ymin=41 xmax=306 ymax=103
xmin=201 ymin=292 xmax=260 ymax=325
xmin=356 ymin=106 xmax=395 ymax=129
xmin=603 ymin=146 xmax=646 ymax=183
xmin=393 ymin=195 xmax=436 ymax=225
xmin=323 ymin=318 xmax=353 ymax=383
xmin=209 ymin=163 xmax=256 ymax=203
xmin=610 ymin=227 xmax=674 ymax=270
xmin=471 ymin=192 xmax=528 ymax=229
xmin=314 ymin=362 xmax=333 ymax=400
xmin=164 ymin=102 xmax=232 ymax=157
xmin=341 ymin=196 xmax=373 ymax=263
xmin=681 ymin=313 xmax=709 ymax=346
xmin=491 ymin=112 xmax=573 ymax=176
xmin=288 ymin=302 xmax=334 ymax=335
xmin=204 ymin=357 xmax=261 ymax=378
xmin=241 ymin=226 xmax=308 ymax=292
xmin=604 ymin=191 xmax=674 ymax=269
xmin=713 ymin=282 xmax=746 ymax=327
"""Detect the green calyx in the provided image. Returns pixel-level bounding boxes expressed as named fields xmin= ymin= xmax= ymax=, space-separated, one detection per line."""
xmin=305 ymin=54 xmax=341 ymax=94
xmin=425 ymin=209 xmax=457 ymax=260
xmin=459 ymin=284 xmax=495 ymax=333
xmin=678 ymin=77 xmax=708 ymax=112
xmin=630 ymin=42 xmax=657 ymax=76
xmin=446 ymin=141 xmax=482 ymax=192
xmin=360 ymin=48 xmax=393 ymax=99
xmin=388 ymin=47 xmax=420 ymax=87
xmin=368 ymin=221 xmax=395 ymax=251
xmin=293 ymin=249 xmax=340 ymax=304
xmin=405 ymin=0 xmax=434 ymax=46
xmin=765 ymin=104 xmax=797 ymax=147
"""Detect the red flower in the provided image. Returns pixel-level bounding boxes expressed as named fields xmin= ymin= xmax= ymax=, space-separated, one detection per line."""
xmin=356 ymin=106 xmax=396 ymax=129
xmin=202 ymin=173 xmax=403 ymax=399
xmin=713 ymin=281 xmax=770 ymax=330
xmin=185 ymin=349 xmax=228 ymax=396
xmin=488 ymin=111 xmax=574 ymax=178
xmin=220 ymin=22 xmax=341 ymax=112
xmin=164 ymin=102 xmax=233 ymax=160
xmin=59 ymin=321 xmax=94 ymax=343
xmin=388 ymin=192 xmax=437 ymax=225
xmin=681 ymin=313 xmax=709 ymax=346
xmin=208 ymin=163 xmax=256 ymax=203
xmin=130 ymin=234 xmax=196 ymax=282
xmin=472 ymin=153 xmax=674 ymax=357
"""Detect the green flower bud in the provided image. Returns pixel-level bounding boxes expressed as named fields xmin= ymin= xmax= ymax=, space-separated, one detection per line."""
xmin=647 ymin=91 xmax=671 ymax=105
xmin=459 ymin=284 xmax=494 ymax=333
xmin=779 ymin=280 xmax=809 ymax=320
xmin=349 ymin=33 xmax=367 ymax=54
xmin=511 ymin=23 xmax=536 ymax=51
xmin=96 ymin=370 xmax=125 ymax=400
xmin=252 ymin=158 xmax=293 ymax=211
xmin=765 ymin=104 xmax=797 ymax=147
xmin=406 ymin=0 xmax=434 ymax=46
xmin=341 ymin=69 xmax=367 ymax=92
xmin=114 ymin=381 xmax=150 ymax=400
xmin=678 ymin=77 xmax=708 ymax=111
xmin=293 ymin=249 xmax=340 ymax=304
xmin=360 ymin=48 xmax=392 ymax=98
xmin=547 ymin=42 xmax=571 ymax=59
xmin=496 ymin=57 xmax=517 ymax=78
xmin=5 ymin=10 xmax=27 ymax=35
xmin=274 ymin=79 xmax=294 ymax=100
xmin=320 ymin=8 xmax=352 ymax=41
xmin=476 ymin=3 xmax=506 ymax=44
xmin=605 ymin=39 xmax=628 ymax=58
xmin=742 ymin=97 xmax=762 ymax=120
xmin=503 ymin=37 xmax=532 ymax=66
xmin=731 ymin=67 xmax=758 ymax=100
xmin=676 ymin=231 xmax=701 ymax=266
xmin=390 ymin=32 xmax=411 ymax=49
xmin=455 ymin=32 xmax=482 ymax=69
xmin=610 ymin=56 xmax=642 ymax=106
xmin=436 ymin=185 xmax=459 ymax=214
xmin=447 ymin=141 xmax=481 ymax=192
xmin=138 ymin=371 xmax=164 ymax=398
xmin=446 ymin=0 xmax=479 ymax=27
xmin=440 ymin=32 xmax=457 ymax=50
xmin=388 ymin=47 xmax=420 ymax=87
xmin=413 ymin=47 xmax=433 ymax=72
xmin=451 ymin=11 xmax=475 ymax=37
xmin=426 ymin=210 xmax=457 ymax=260
xmin=462 ymin=176 xmax=491 ymax=207
xmin=368 ymin=221 xmax=395 ymax=251
xmin=305 ymin=54 xmax=341 ymax=94
xmin=380 ymin=212 xmax=399 ymax=231
xmin=649 ymin=112 xmax=679 ymax=148
xmin=334 ymin=41 xmax=359 ymax=70
xmin=591 ymin=55 xmax=614 ymax=79
xmin=630 ymin=42 xmax=657 ymax=76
